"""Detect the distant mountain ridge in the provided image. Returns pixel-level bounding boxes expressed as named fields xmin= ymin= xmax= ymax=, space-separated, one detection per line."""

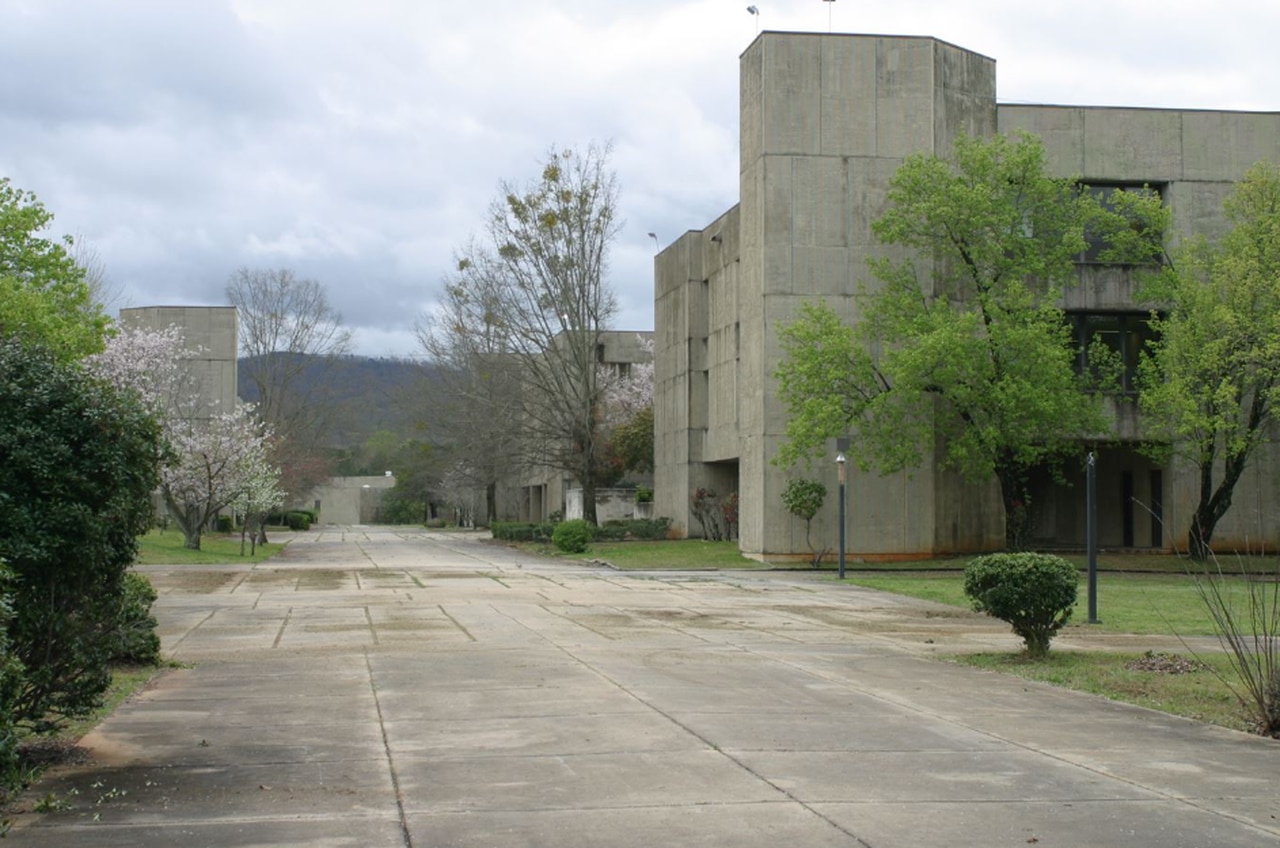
xmin=237 ymin=353 xmax=437 ymax=448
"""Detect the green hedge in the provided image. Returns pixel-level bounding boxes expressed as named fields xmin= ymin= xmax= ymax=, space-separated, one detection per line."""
xmin=492 ymin=518 xmax=671 ymax=544
xmin=491 ymin=522 xmax=556 ymax=542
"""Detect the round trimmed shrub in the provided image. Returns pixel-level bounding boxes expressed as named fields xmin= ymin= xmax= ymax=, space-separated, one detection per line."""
xmin=552 ymin=519 xmax=592 ymax=554
xmin=963 ymin=552 xmax=1078 ymax=658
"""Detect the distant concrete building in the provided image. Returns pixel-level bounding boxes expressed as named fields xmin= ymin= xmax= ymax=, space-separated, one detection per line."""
xmin=295 ymin=475 xmax=396 ymax=525
xmin=119 ymin=305 xmax=239 ymax=417
xmin=655 ymin=31 xmax=1280 ymax=559
xmin=499 ymin=329 xmax=655 ymax=522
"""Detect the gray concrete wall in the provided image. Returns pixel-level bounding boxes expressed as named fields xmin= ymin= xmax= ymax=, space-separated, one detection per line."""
xmin=119 ymin=306 xmax=238 ymax=417
xmin=712 ymin=33 xmax=1000 ymax=557
xmin=297 ymin=475 xmax=395 ymax=525
xmin=658 ymin=31 xmax=1280 ymax=558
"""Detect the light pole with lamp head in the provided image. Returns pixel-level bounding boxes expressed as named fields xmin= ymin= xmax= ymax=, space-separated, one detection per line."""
xmin=836 ymin=450 xmax=847 ymax=579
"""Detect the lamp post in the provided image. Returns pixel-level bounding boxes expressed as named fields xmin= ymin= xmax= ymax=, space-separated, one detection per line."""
xmin=1087 ymin=451 xmax=1099 ymax=623
xmin=836 ymin=451 xmax=847 ymax=579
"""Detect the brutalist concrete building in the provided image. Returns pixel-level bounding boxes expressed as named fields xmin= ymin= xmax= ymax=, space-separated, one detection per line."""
xmin=654 ymin=31 xmax=1280 ymax=559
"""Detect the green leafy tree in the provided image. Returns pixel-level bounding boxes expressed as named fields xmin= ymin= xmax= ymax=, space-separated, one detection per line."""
xmin=774 ymin=131 xmax=1165 ymax=548
xmin=0 ymin=338 xmax=163 ymax=731
xmin=0 ymin=177 xmax=109 ymax=360
xmin=609 ymin=405 xmax=654 ymax=475
xmin=1139 ymin=162 xmax=1280 ymax=560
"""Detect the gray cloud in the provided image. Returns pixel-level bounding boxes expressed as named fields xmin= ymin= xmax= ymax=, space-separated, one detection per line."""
xmin=3 ymin=0 xmax=1279 ymax=357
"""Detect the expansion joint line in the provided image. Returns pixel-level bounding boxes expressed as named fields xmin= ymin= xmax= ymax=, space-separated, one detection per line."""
xmin=365 ymin=649 xmax=413 ymax=848
xmin=489 ymin=606 xmax=873 ymax=848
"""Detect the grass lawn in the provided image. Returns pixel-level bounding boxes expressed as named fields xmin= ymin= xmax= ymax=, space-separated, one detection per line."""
xmin=955 ymin=651 xmax=1255 ymax=734
xmin=561 ymin=539 xmax=765 ymax=570
xmin=535 ymin=538 xmax=1274 ymax=735
xmin=136 ymin=528 xmax=284 ymax=565
xmin=844 ymin=567 xmax=1278 ymax=735
xmin=843 ymin=571 xmax=1263 ymax=637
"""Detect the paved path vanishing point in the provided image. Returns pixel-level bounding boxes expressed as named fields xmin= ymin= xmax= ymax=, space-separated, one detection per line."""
xmin=10 ymin=526 xmax=1279 ymax=847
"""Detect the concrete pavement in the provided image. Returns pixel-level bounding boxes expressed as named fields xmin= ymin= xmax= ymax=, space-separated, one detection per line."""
xmin=9 ymin=526 xmax=1278 ymax=846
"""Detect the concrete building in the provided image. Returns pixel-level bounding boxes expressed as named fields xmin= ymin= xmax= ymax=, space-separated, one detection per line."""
xmin=295 ymin=475 xmax=396 ymax=525
xmin=655 ymin=31 xmax=1280 ymax=559
xmin=500 ymin=329 xmax=655 ymax=522
xmin=119 ymin=306 xmax=238 ymax=417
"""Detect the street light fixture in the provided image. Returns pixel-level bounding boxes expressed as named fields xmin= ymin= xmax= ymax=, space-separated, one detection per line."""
xmin=836 ymin=451 xmax=847 ymax=579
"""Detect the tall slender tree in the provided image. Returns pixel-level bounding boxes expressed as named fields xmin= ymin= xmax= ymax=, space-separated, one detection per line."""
xmin=422 ymin=144 xmax=621 ymax=524
xmin=1139 ymin=162 xmax=1280 ymax=559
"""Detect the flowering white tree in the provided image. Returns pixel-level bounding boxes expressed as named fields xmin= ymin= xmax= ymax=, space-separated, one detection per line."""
xmin=599 ymin=334 xmax=655 ymax=475
xmin=599 ymin=334 xmax=654 ymax=426
xmin=88 ymin=324 xmax=282 ymax=550
xmin=86 ymin=324 xmax=201 ymax=421
xmin=160 ymin=405 xmax=274 ymax=550
xmin=232 ymin=443 xmax=287 ymax=555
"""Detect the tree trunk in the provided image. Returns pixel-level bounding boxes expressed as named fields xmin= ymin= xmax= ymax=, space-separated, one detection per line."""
xmin=486 ymin=482 xmax=497 ymax=525
xmin=162 ymin=491 xmax=203 ymax=550
xmin=995 ymin=462 xmax=1031 ymax=551
xmin=581 ymin=475 xmax=598 ymax=525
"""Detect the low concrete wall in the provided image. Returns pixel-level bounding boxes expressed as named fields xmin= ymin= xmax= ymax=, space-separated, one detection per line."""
xmin=292 ymin=475 xmax=396 ymax=525
xmin=565 ymin=488 xmax=645 ymax=523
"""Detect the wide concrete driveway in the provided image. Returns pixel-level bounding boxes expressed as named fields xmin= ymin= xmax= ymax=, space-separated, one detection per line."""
xmin=11 ymin=526 xmax=1278 ymax=846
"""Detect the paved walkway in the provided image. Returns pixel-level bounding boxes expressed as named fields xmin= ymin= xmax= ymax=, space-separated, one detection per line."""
xmin=9 ymin=526 xmax=1278 ymax=846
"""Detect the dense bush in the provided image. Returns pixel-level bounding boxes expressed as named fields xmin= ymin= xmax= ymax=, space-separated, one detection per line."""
xmin=285 ymin=511 xmax=312 ymax=531
xmin=0 ymin=565 xmax=25 ymax=795
xmin=379 ymin=489 xmax=426 ymax=525
xmin=0 ymin=338 xmax=163 ymax=732
xmin=215 ymin=515 xmax=234 ymax=533
xmin=591 ymin=518 xmax=671 ymax=541
xmin=964 ymin=553 xmax=1078 ymax=658
xmin=552 ymin=519 xmax=592 ymax=553
xmin=110 ymin=573 xmax=162 ymax=665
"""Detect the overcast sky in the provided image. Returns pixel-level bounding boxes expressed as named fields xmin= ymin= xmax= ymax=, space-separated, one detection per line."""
xmin=3 ymin=0 xmax=1278 ymax=358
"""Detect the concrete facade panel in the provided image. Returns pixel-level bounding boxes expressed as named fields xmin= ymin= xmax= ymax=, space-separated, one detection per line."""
xmin=760 ymin=35 xmax=822 ymax=156
xmin=790 ymin=154 xmax=848 ymax=248
xmin=1080 ymin=109 xmax=1185 ymax=180
xmin=120 ymin=305 xmax=238 ymax=420
xmin=819 ymin=35 xmax=877 ymax=157
xmin=1181 ymin=111 xmax=1280 ymax=181
xmin=998 ymin=106 xmax=1087 ymax=175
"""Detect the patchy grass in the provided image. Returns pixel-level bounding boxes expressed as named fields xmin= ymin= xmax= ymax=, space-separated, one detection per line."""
xmin=844 ymin=571 xmax=1262 ymax=637
xmin=9 ymin=663 xmax=170 ymax=807
xmin=136 ymin=529 xmax=283 ymax=565
xmin=819 ymin=552 xmax=1280 ymax=574
xmin=956 ymin=651 xmax=1254 ymax=733
xmin=563 ymin=539 xmax=766 ymax=570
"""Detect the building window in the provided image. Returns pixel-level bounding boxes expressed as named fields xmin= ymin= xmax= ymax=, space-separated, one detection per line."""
xmin=1080 ymin=183 xmax=1164 ymax=265
xmin=1071 ymin=311 xmax=1156 ymax=394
